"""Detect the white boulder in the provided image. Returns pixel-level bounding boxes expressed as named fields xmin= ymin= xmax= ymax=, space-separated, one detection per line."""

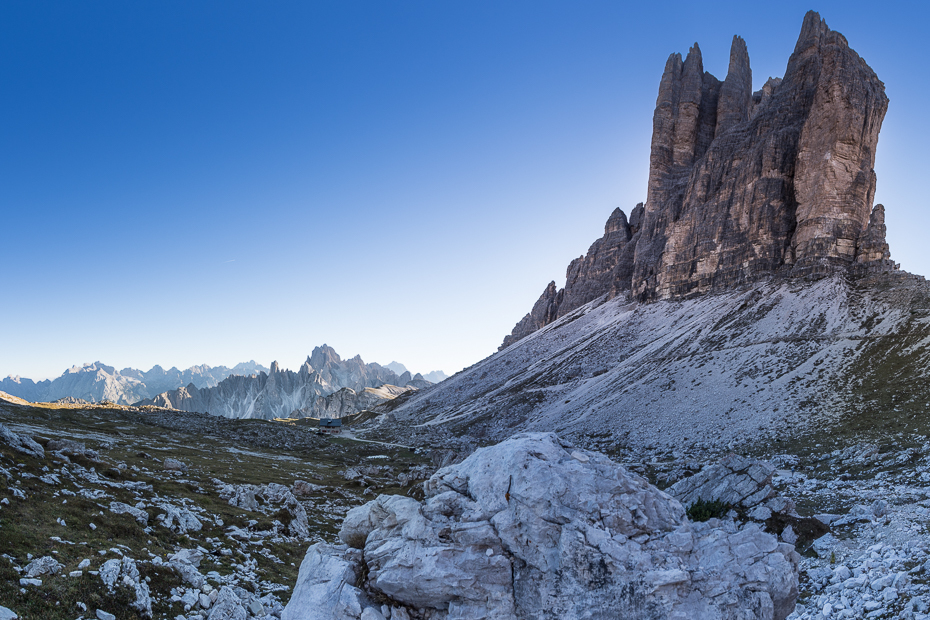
xmin=284 ymin=432 xmax=800 ymax=620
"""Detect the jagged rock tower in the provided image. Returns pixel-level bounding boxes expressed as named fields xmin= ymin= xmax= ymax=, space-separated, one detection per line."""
xmin=503 ymin=11 xmax=893 ymax=349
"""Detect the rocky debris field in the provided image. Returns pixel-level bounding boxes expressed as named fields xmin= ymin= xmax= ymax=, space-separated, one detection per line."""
xmin=0 ymin=398 xmax=432 ymax=620
xmin=6 ymin=394 xmax=930 ymax=619
xmin=624 ymin=432 xmax=930 ymax=620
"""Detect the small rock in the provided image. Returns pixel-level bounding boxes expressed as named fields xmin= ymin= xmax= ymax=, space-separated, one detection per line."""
xmin=96 ymin=611 xmax=116 ymax=620
xmin=164 ymin=458 xmax=188 ymax=472
xmin=206 ymin=586 xmax=247 ymax=619
xmin=19 ymin=578 xmax=41 ymax=586
xmin=0 ymin=606 xmax=16 ymax=620
xmin=110 ymin=501 xmax=149 ymax=525
xmin=25 ymin=556 xmax=63 ymax=578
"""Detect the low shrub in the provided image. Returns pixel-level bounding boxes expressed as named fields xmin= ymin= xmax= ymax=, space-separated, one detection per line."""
xmin=686 ymin=497 xmax=730 ymax=522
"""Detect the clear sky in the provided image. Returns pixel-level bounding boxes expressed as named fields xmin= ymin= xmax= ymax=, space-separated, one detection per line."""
xmin=2 ymin=1 xmax=927 ymax=380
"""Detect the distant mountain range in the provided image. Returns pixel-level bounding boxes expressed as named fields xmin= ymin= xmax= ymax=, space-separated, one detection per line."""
xmin=0 ymin=361 xmax=269 ymax=405
xmin=383 ymin=362 xmax=447 ymax=384
xmin=142 ymin=345 xmax=437 ymax=420
xmin=2 ymin=351 xmax=447 ymax=409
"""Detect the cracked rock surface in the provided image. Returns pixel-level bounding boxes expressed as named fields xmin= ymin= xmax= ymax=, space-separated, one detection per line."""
xmin=284 ymin=432 xmax=800 ymax=620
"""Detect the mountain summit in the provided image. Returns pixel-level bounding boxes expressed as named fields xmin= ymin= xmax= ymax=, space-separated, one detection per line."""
xmin=502 ymin=11 xmax=893 ymax=350
xmin=373 ymin=13 xmax=930 ymax=453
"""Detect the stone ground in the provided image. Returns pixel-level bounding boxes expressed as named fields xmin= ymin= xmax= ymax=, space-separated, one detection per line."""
xmin=0 ymin=398 xmax=432 ymax=620
xmin=7 ymin=394 xmax=930 ymax=619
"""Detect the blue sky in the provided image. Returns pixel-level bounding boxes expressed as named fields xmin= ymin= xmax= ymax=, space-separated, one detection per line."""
xmin=2 ymin=1 xmax=927 ymax=380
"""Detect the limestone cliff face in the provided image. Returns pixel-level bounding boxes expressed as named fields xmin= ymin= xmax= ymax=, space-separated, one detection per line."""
xmin=502 ymin=11 xmax=894 ymax=349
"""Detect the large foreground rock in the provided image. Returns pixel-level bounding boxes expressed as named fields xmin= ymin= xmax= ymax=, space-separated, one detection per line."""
xmin=283 ymin=433 xmax=799 ymax=620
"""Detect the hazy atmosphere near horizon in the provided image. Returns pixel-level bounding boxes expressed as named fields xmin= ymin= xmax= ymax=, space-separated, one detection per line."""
xmin=2 ymin=0 xmax=927 ymax=381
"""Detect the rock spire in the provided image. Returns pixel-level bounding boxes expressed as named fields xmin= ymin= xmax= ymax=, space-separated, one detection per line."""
xmin=502 ymin=11 xmax=894 ymax=349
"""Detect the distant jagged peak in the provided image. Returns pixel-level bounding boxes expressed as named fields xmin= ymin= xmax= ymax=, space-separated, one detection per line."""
xmin=309 ymin=344 xmax=342 ymax=370
xmin=422 ymin=370 xmax=448 ymax=383
xmin=384 ymin=361 xmax=408 ymax=375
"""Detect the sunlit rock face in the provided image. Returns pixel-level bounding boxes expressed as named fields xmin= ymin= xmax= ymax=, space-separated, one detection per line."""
xmin=503 ymin=10 xmax=892 ymax=349
xmin=283 ymin=433 xmax=800 ymax=620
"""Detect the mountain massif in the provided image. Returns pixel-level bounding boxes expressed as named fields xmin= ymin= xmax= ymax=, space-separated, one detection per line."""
xmin=501 ymin=11 xmax=892 ymax=350
xmin=143 ymin=345 xmax=434 ymax=420
xmin=0 ymin=361 xmax=269 ymax=406
xmin=371 ymin=12 xmax=930 ymax=455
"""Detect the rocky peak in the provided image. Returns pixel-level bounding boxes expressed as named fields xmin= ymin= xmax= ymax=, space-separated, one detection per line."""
xmin=308 ymin=345 xmax=340 ymax=371
xmin=604 ymin=207 xmax=629 ymax=235
xmin=716 ymin=35 xmax=752 ymax=137
xmin=502 ymin=11 xmax=894 ymax=349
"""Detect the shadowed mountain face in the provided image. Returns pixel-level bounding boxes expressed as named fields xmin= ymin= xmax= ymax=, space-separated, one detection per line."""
xmin=376 ymin=13 xmax=929 ymax=452
xmin=0 ymin=361 xmax=269 ymax=405
xmin=502 ymin=11 xmax=892 ymax=351
xmin=143 ymin=345 xmax=432 ymax=420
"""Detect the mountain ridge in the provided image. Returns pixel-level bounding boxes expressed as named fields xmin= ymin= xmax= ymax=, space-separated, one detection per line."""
xmin=0 ymin=360 xmax=269 ymax=406
xmin=141 ymin=345 xmax=435 ymax=420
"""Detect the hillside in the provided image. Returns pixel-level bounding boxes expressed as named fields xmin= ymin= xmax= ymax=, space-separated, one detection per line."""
xmin=374 ymin=271 xmax=930 ymax=454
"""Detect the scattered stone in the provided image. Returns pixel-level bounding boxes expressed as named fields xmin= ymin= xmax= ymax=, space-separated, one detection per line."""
xmin=0 ymin=423 xmax=44 ymax=459
xmin=0 ymin=606 xmax=18 ymax=620
xmin=110 ymin=501 xmax=149 ymax=525
xmin=24 ymin=555 xmax=63 ymax=578
xmin=156 ymin=503 xmax=202 ymax=534
xmin=291 ymin=480 xmax=320 ymax=498
xmin=164 ymin=457 xmax=188 ymax=472
xmin=96 ymin=611 xmax=116 ymax=620
xmin=207 ymin=586 xmax=247 ymax=620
